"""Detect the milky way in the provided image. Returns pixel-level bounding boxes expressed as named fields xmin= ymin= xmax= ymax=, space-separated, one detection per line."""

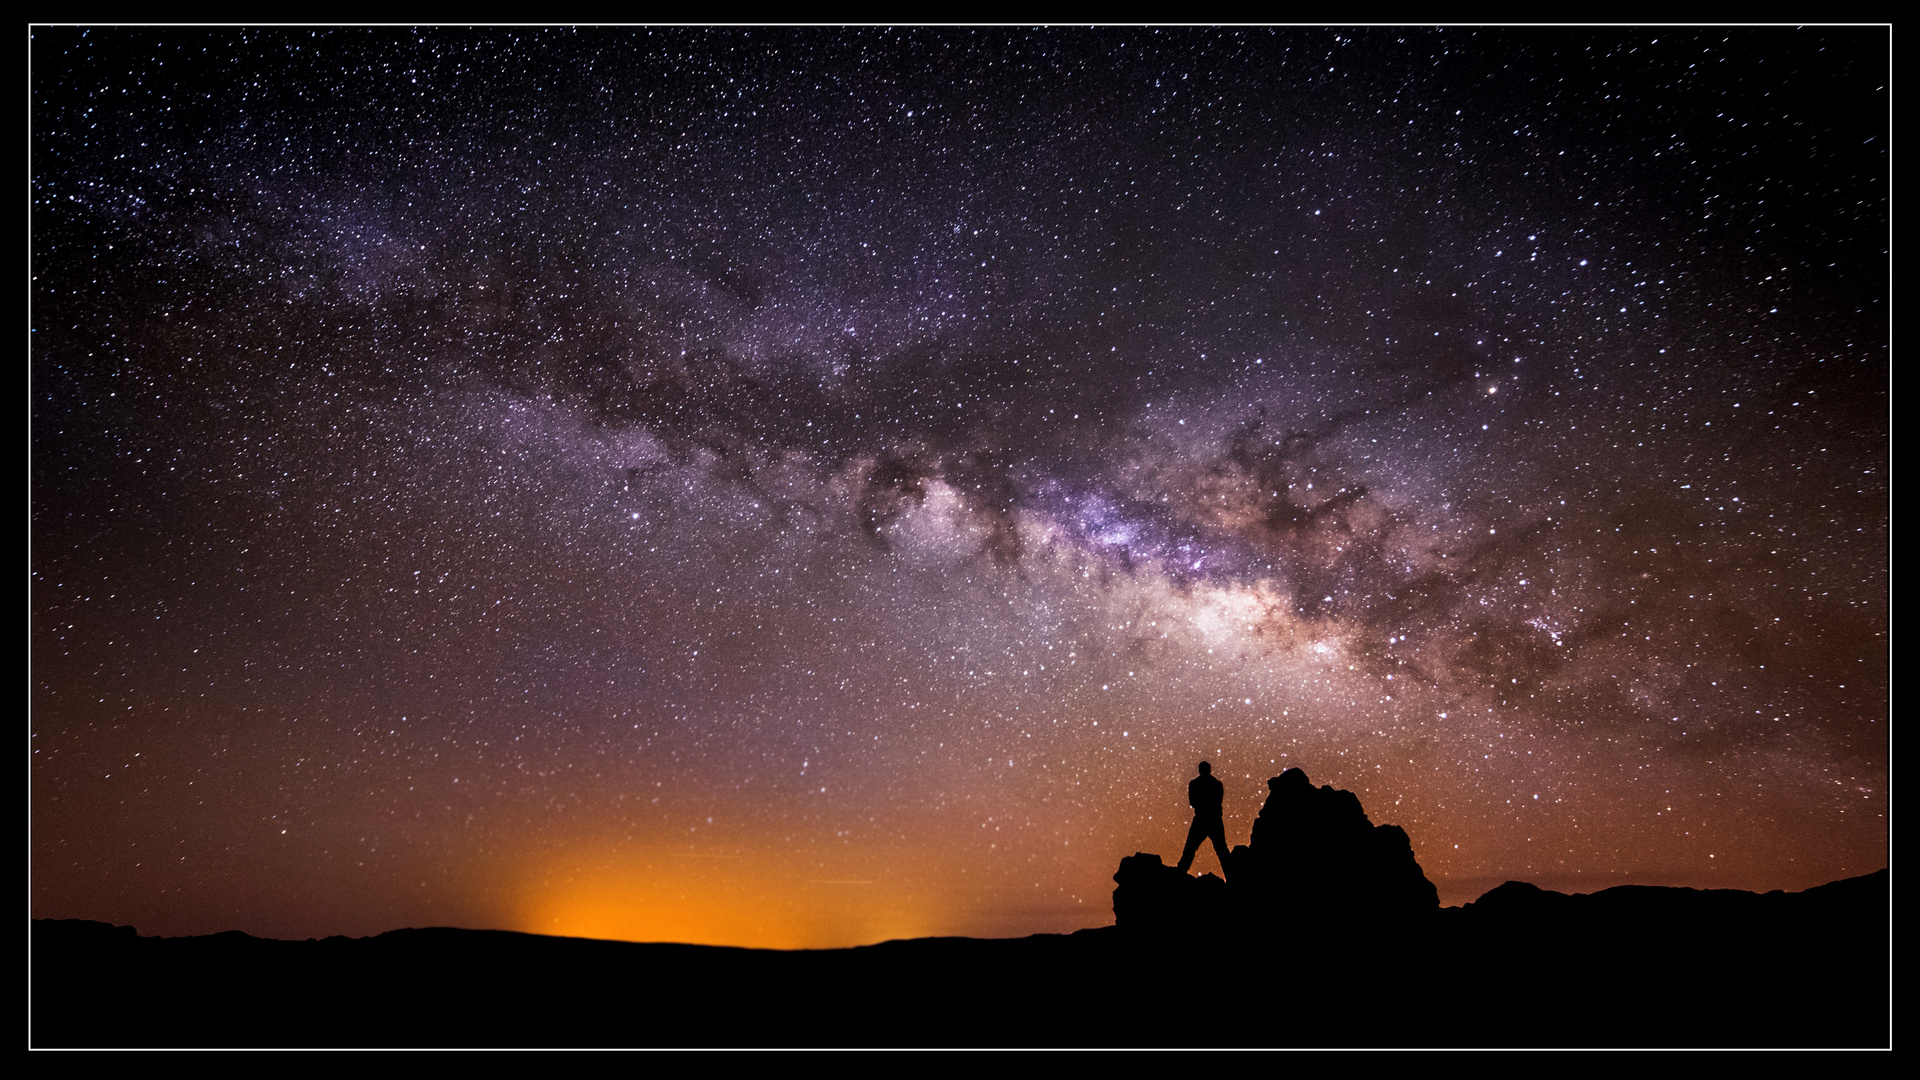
xmin=33 ymin=28 xmax=1887 ymax=947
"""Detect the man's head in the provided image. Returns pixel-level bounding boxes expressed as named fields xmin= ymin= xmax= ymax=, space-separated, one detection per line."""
xmin=1197 ymin=761 xmax=1212 ymax=775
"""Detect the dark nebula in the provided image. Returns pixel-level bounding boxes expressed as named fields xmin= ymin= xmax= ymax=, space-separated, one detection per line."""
xmin=32 ymin=28 xmax=1887 ymax=947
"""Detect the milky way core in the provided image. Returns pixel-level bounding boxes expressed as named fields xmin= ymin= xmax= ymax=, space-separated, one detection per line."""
xmin=32 ymin=28 xmax=1887 ymax=948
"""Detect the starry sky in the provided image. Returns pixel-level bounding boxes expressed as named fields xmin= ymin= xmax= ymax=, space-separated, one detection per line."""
xmin=32 ymin=28 xmax=1887 ymax=949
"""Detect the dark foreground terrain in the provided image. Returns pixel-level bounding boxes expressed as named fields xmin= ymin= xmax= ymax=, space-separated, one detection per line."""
xmin=33 ymin=868 xmax=1887 ymax=1048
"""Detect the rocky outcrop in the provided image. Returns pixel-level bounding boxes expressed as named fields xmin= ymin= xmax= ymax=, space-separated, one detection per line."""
xmin=1112 ymin=767 xmax=1438 ymax=934
xmin=1111 ymin=852 xmax=1229 ymax=930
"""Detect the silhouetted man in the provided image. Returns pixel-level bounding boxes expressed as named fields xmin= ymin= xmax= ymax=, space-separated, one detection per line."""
xmin=1176 ymin=761 xmax=1231 ymax=875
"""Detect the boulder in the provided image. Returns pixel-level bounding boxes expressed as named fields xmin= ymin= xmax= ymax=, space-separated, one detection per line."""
xmin=1114 ymin=767 xmax=1438 ymax=934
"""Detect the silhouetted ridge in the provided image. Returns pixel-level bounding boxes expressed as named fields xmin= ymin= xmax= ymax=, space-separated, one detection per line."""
xmin=32 ymin=868 xmax=1886 ymax=1046
xmin=1114 ymin=767 xmax=1438 ymax=933
xmin=1460 ymin=866 xmax=1890 ymax=927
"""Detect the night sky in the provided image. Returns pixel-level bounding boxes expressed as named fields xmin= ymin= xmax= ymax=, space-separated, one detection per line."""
xmin=32 ymin=28 xmax=1887 ymax=949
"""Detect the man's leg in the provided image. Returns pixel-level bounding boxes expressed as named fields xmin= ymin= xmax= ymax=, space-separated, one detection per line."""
xmin=1176 ymin=816 xmax=1207 ymax=873
xmin=1207 ymin=817 xmax=1231 ymax=875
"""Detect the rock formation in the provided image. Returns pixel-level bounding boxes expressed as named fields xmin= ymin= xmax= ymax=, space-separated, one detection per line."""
xmin=1112 ymin=766 xmax=1438 ymax=934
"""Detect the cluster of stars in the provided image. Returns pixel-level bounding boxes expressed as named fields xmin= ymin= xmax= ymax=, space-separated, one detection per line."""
xmin=32 ymin=27 xmax=1884 ymax=949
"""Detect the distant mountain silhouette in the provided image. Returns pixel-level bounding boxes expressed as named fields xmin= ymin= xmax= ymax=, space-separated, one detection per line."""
xmin=1115 ymin=766 xmax=1438 ymax=933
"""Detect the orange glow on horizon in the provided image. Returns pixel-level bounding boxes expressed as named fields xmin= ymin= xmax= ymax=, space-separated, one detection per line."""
xmin=511 ymin=846 xmax=950 ymax=951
